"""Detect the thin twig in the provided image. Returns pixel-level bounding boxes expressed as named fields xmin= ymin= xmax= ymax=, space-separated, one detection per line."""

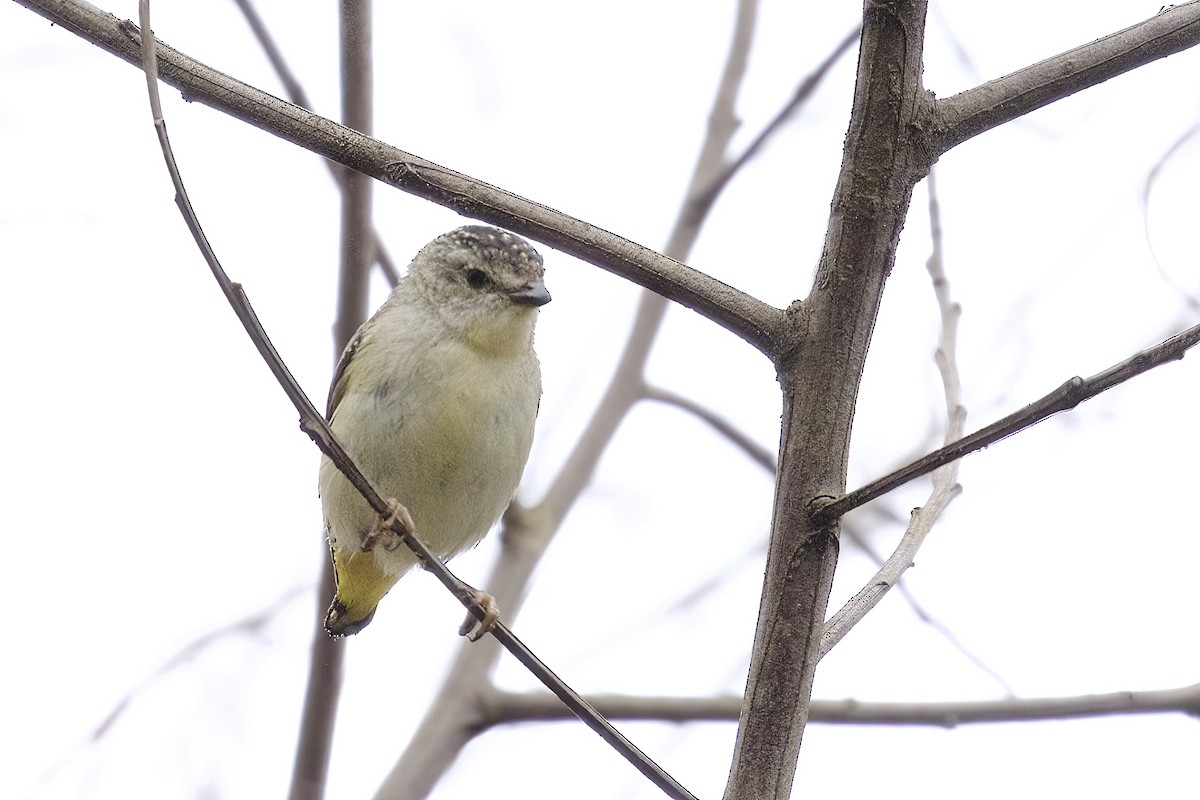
xmin=841 ymin=515 xmax=1013 ymax=695
xmin=816 ymin=318 xmax=1200 ymax=523
xmin=720 ymin=26 xmax=860 ymax=185
xmin=819 ymin=167 xmax=966 ymax=657
xmin=38 ymin=586 xmax=308 ymax=787
xmin=643 ymin=384 xmax=776 ymax=472
xmin=135 ymin=5 xmax=695 ymax=798
xmin=649 ymin=369 xmax=1003 ymax=686
xmin=1139 ymin=116 xmax=1200 ymax=309
xmin=673 ymin=25 xmax=860 ymax=260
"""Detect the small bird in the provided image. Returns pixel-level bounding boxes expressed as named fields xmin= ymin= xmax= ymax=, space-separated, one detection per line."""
xmin=319 ymin=225 xmax=550 ymax=637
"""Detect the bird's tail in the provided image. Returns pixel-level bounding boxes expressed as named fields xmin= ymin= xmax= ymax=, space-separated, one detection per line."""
xmin=323 ymin=548 xmax=399 ymax=636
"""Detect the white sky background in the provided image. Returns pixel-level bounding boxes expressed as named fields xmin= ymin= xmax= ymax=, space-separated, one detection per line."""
xmin=2 ymin=1 xmax=1199 ymax=798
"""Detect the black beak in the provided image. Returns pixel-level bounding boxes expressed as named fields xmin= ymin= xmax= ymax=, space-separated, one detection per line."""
xmin=508 ymin=279 xmax=552 ymax=307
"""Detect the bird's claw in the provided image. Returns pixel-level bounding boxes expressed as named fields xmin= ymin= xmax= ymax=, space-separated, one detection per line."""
xmin=361 ymin=498 xmax=414 ymax=552
xmin=458 ymin=588 xmax=500 ymax=641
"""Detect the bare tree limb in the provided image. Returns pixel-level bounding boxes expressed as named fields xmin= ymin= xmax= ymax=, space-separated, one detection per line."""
xmin=815 ymin=318 xmax=1200 ymax=524
xmin=481 ymin=682 xmax=1200 ymax=727
xmin=725 ymin=4 xmax=934 ymax=796
xmin=932 ymin=2 xmax=1200 ymax=153
xmin=288 ymin=3 xmax=373 ymax=798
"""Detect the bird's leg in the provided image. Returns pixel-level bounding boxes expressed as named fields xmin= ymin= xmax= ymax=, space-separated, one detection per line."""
xmin=458 ymin=588 xmax=501 ymax=641
xmin=360 ymin=498 xmax=415 ymax=552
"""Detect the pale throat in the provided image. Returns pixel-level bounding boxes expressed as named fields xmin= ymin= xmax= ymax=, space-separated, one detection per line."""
xmin=463 ymin=307 xmax=537 ymax=357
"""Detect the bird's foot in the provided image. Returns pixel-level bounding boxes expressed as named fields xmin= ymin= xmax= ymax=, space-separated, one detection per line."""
xmin=361 ymin=498 xmax=414 ymax=552
xmin=458 ymin=588 xmax=501 ymax=642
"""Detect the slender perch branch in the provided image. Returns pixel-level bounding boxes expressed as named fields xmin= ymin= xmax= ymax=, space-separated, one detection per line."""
xmin=134 ymin=4 xmax=695 ymax=797
xmin=816 ymin=318 xmax=1200 ymax=524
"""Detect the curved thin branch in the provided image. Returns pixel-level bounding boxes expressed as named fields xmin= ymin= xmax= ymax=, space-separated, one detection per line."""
xmin=134 ymin=6 xmax=695 ymax=797
xmin=1140 ymin=116 xmax=1200 ymax=308
xmin=15 ymin=0 xmax=783 ymax=354
xmin=643 ymin=384 xmax=776 ymax=472
xmin=933 ymin=2 xmax=1200 ymax=153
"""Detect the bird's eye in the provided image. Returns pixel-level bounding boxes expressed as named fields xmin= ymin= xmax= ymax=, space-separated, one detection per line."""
xmin=465 ymin=268 xmax=490 ymax=289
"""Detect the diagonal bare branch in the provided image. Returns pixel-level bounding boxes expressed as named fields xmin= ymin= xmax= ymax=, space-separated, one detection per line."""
xmin=14 ymin=0 xmax=783 ymax=355
xmin=229 ymin=0 xmax=401 ymax=286
xmin=816 ymin=318 xmax=1200 ymax=524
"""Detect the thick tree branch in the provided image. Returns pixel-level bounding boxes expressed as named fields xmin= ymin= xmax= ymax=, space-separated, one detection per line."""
xmin=932 ymin=2 xmax=1200 ymax=153
xmin=725 ymin=3 xmax=934 ymax=797
xmin=14 ymin=0 xmax=782 ymax=355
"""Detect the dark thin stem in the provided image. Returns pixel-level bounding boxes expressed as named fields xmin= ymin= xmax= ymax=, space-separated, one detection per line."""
xmin=721 ymin=26 xmax=860 ymax=183
xmin=816 ymin=319 xmax=1200 ymax=523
